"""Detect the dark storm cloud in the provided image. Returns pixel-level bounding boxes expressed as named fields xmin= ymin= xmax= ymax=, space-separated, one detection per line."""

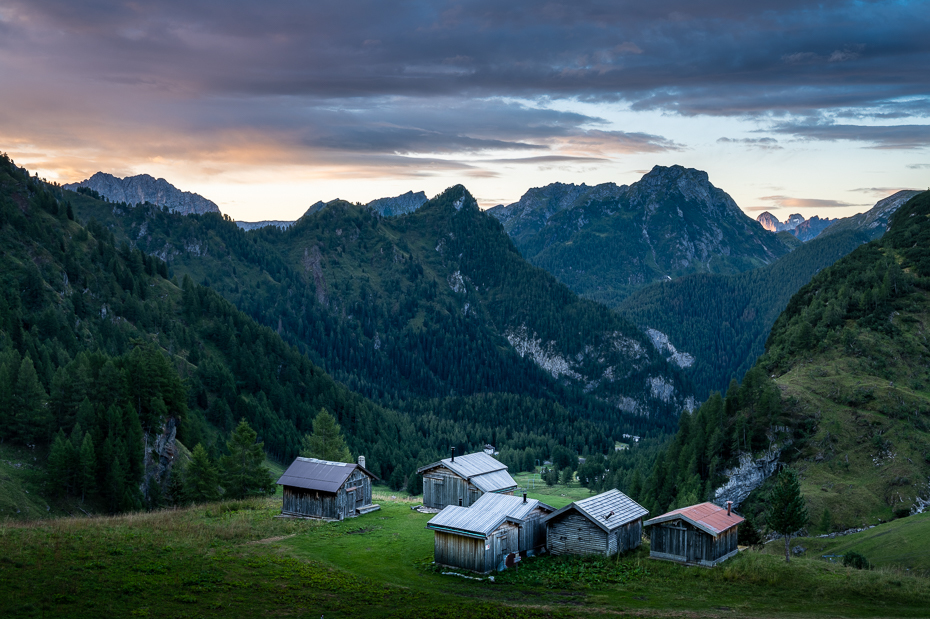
xmin=2 ymin=0 xmax=928 ymax=167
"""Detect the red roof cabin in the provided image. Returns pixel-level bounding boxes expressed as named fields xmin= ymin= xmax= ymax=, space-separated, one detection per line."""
xmin=644 ymin=501 xmax=744 ymax=566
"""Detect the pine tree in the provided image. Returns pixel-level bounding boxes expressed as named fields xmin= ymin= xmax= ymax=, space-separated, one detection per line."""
xmin=78 ymin=433 xmax=96 ymax=502
xmin=47 ymin=430 xmax=77 ymax=497
xmin=301 ymin=408 xmax=353 ymax=463
xmin=183 ymin=443 xmax=220 ymax=504
xmin=766 ymin=467 xmax=809 ymax=562
xmin=219 ymin=419 xmax=274 ymax=499
xmin=13 ymin=355 xmax=50 ymax=444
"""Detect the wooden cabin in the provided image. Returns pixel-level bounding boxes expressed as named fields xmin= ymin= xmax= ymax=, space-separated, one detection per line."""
xmin=276 ymin=456 xmax=380 ymax=520
xmin=644 ymin=501 xmax=744 ymax=566
xmin=542 ymin=489 xmax=648 ymax=557
xmin=426 ymin=492 xmax=554 ymax=573
xmin=417 ymin=450 xmax=517 ymax=510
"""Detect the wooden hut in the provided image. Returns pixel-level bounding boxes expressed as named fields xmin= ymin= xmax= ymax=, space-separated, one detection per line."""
xmin=426 ymin=492 xmax=554 ymax=573
xmin=542 ymin=489 xmax=648 ymax=556
xmin=276 ymin=456 xmax=380 ymax=520
xmin=417 ymin=449 xmax=517 ymax=510
xmin=644 ymin=501 xmax=744 ymax=566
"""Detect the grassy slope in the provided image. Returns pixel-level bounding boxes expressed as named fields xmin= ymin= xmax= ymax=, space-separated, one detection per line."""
xmin=760 ymin=511 xmax=930 ymax=574
xmin=770 ymin=314 xmax=930 ymax=528
xmin=3 ymin=498 xmax=929 ymax=618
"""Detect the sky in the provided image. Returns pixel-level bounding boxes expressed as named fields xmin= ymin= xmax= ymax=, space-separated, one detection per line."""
xmin=1 ymin=0 xmax=929 ymax=222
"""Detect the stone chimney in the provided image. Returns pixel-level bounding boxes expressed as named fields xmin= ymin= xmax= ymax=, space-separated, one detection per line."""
xmin=358 ymin=455 xmax=366 ymax=469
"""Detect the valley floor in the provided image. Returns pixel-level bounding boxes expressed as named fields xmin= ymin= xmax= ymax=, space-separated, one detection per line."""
xmin=2 ymin=496 xmax=929 ymax=618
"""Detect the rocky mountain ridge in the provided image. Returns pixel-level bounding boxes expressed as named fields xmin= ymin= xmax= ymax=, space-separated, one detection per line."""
xmin=488 ymin=165 xmax=793 ymax=305
xmin=64 ymin=172 xmax=220 ymax=215
xmin=235 ymin=191 xmax=429 ymax=230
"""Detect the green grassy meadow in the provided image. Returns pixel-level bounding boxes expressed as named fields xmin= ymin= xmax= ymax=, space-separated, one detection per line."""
xmin=3 ymin=495 xmax=930 ymax=618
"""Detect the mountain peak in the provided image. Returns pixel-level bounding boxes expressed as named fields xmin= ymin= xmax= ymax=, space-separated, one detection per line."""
xmin=64 ymin=172 xmax=220 ymax=215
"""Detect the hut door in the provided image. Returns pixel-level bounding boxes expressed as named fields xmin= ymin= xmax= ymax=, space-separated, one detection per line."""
xmin=356 ymin=488 xmax=364 ymax=509
xmin=687 ymin=530 xmax=700 ymax=562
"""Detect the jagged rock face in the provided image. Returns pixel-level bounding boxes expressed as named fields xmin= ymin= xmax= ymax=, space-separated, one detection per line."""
xmin=367 ymin=190 xmax=428 ymax=217
xmin=712 ymin=444 xmax=785 ymax=509
xmin=490 ymin=165 xmax=793 ymax=304
xmin=756 ymin=211 xmax=835 ymax=240
xmin=65 ymin=172 xmax=220 ymax=215
xmin=141 ymin=417 xmax=180 ymax=501
xmin=792 ymin=216 xmax=834 ymax=241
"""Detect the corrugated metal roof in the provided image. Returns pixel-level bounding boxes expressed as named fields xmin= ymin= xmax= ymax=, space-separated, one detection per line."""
xmin=644 ymin=502 xmax=744 ymax=536
xmin=276 ymin=457 xmax=377 ymax=493
xmin=416 ymin=451 xmax=517 ymax=493
xmin=426 ymin=493 xmax=552 ymax=538
xmin=470 ymin=468 xmax=518 ymax=493
xmin=541 ymin=489 xmax=648 ymax=532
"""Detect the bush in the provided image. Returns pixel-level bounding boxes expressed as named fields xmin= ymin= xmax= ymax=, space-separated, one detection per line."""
xmin=843 ymin=551 xmax=871 ymax=570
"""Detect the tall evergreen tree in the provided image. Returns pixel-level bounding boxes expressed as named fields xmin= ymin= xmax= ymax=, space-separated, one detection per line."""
xmin=183 ymin=443 xmax=220 ymax=504
xmin=766 ymin=467 xmax=809 ymax=562
xmin=301 ymin=408 xmax=352 ymax=463
xmin=78 ymin=433 xmax=96 ymax=502
xmin=13 ymin=355 xmax=50 ymax=444
xmin=220 ymin=419 xmax=274 ymax=499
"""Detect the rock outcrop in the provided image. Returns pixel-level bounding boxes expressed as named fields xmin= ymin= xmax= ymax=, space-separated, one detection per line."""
xmin=713 ymin=443 xmax=786 ymax=509
xmin=141 ymin=417 xmax=182 ymax=502
xmin=367 ymin=190 xmax=428 ymax=217
xmin=65 ymin=172 xmax=220 ymax=215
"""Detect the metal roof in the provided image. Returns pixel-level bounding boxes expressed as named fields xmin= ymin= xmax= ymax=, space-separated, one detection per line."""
xmin=541 ymin=489 xmax=648 ymax=532
xmin=417 ymin=451 xmax=517 ymax=493
xmin=276 ymin=457 xmax=378 ymax=493
xmin=644 ymin=502 xmax=744 ymax=537
xmin=426 ymin=493 xmax=553 ymax=538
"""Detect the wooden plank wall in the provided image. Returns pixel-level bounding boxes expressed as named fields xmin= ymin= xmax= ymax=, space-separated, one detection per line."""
xmin=547 ymin=512 xmax=607 ymax=556
xmin=650 ymin=522 xmax=737 ymax=563
xmin=421 ymin=467 xmax=481 ymax=509
xmin=434 ymin=531 xmax=487 ymax=573
xmin=282 ymin=487 xmax=338 ymax=519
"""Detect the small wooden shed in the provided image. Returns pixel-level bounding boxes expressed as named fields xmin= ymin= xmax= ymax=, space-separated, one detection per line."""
xmin=542 ymin=489 xmax=648 ymax=557
xmin=426 ymin=492 xmax=554 ymax=573
xmin=644 ymin=502 xmax=744 ymax=566
xmin=276 ymin=456 xmax=380 ymax=521
xmin=417 ymin=450 xmax=517 ymax=510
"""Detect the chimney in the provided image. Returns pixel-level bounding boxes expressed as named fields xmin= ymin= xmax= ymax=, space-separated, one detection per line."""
xmin=451 ymin=447 xmax=455 ymax=462
xmin=523 ymin=493 xmax=527 ymax=503
xmin=358 ymin=455 xmax=366 ymax=469
xmin=458 ymin=498 xmax=463 ymax=507
xmin=727 ymin=501 xmax=732 ymax=516
xmin=605 ymin=510 xmax=614 ymax=521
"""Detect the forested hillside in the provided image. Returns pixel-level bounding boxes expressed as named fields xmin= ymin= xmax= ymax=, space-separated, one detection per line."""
xmin=638 ymin=191 xmax=930 ymax=530
xmin=0 ymin=155 xmax=636 ymax=519
xmin=620 ymin=227 xmax=875 ymax=397
xmin=69 ymin=183 xmax=695 ymax=430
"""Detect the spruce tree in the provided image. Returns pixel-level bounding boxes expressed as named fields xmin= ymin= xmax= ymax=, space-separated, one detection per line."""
xmin=13 ymin=355 xmax=50 ymax=444
xmin=766 ymin=467 xmax=809 ymax=562
xmin=220 ymin=419 xmax=274 ymax=499
xmin=183 ymin=443 xmax=220 ymax=504
xmin=301 ymin=408 xmax=352 ymax=463
xmin=78 ymin=433 xmax=96 ymax=502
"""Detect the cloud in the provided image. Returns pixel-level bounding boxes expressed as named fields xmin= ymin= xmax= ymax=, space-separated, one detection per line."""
xmin=481 ymin=155 xmax=610 ymax=164
xmin=907 ymin=163 xmax=930 ymax=169
xmin=759 ymin=195 xmax=859 ymax=208
xmin=717 ymin=137 xmax=782 ymax=150
xmin=851 ymin=186 xmax=920 ymax=198
xmin=745 ymin=206 xmax=778 ymax=211
xmin=771 ymin=122 xmax=930 ymax=149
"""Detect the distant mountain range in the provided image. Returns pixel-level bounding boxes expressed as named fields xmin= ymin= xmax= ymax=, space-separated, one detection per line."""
xmin=488 ymin=165 xmax=794 ymax=306
xmin=235 ymin=191 xmax=429 ymax=230
xmin=63 ymin=172 xmax=220 ymax=215
xmin=756 ymin=211 xmax=835 ymax=241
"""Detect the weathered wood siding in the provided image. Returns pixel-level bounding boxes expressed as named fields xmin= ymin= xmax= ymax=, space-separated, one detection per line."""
xmin=649 ymin=521 xmax=739 ymax=565
xmin=434 ymin=531 xmax=488 ymax=573
xmin=520 ymin=506 xmax=549 ymax=553
xmin=281 ymin=469 xmax=375 ymax=520
xmin=612 ymin=518 xmax=642 ymax=553
xmin=421 ymin=466 xmax=482 ymax=509
xmin=547 ymin=512 xmax=608 ymax=556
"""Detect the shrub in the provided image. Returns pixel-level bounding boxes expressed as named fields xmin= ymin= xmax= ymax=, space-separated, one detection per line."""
xmin=843 ymin=551 xmax=871 ymax=570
